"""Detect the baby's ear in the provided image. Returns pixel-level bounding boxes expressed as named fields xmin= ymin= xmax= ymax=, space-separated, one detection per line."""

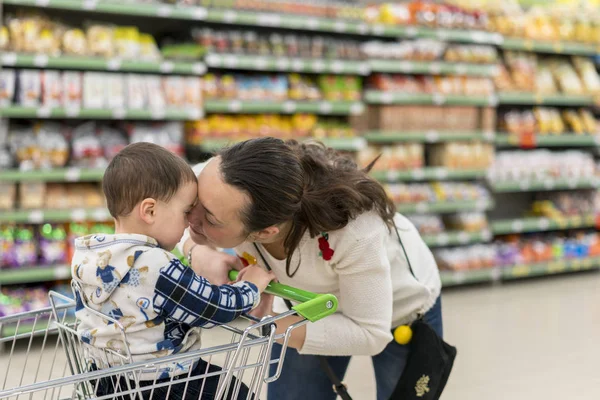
xmin=139 ymin=198 xmax=157 ymax=224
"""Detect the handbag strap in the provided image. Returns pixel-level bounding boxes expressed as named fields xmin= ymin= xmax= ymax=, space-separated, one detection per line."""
xmin=252 ymin=243 xmax=353 ymax=400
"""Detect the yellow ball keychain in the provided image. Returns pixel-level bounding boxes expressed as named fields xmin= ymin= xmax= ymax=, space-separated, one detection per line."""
xmin=393 ymin=325 xmax=413 ymax=345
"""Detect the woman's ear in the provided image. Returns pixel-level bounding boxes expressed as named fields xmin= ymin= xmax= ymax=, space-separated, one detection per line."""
xmin=250 ymin=226 xmax=281 ymax=243
xmin=139 ymin=198 xmax=157 ymax=224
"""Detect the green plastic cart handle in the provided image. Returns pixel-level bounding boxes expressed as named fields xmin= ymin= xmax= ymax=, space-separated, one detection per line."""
xmin=228 ymin=270 xmax=338 ymax=322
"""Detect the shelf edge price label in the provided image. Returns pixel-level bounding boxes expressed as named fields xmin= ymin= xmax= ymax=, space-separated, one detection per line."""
xmin=156 ymin=5 xmax=173 ymax=17
xmin=92 ymin=209 xmax=110 ymax=221
xmin=205 ymin=54 xmax=221 ymax=67
xmin=482 ymin=230 xmax=492 ymax=241
xmin=319 ymin=101 xmax=333 ymax=114
xmin=253 ymin=57 xmax=270 ymax=70
xmin=55 ymin=266 xmax=71 ymax=280
xmin=276 ymin=58 xmax=290 ymax=70
xmin=282 ymin=101 xmax=297 ymax=113
xmin=28 ymin=210 xmax=44 ymax=224
xmin=435 ymin=168 xmax=448 ymax=180
xmin=223 ymin=56 xmax=238 ymax=68
xmin=411 ymin=169 xmax=425 ymax=180
xmin=192 ymin=7 xmax=208 ymax=20
xmin=350 ymin=103 xmax=364 ymax=115
xmin=372 ymin=24 xmax=385 ymax=35
xmin=82 ymin=0 xmax=98 ymax=10
xmin=538 ymin=218 xmax=550 ymax=230
xmin=331 ymin=61 xmax=344 ymax=73
xmin=425 ymin=130 xmax=440 ymax=142
xmin=405 ymin=26 xmax=417 ymax=37
xmin=386 ymin=170 xmax=400 ymax=182
xmin=71 ymin=209 xmax=87 ymax=221
xmin=112 ymin=108 xmax=126 ymax=119
xmin=511 ymin=265 xmax=530 ymax=278
xmin=33 ymin=54 xmax=49 ymax=67
xmin=1 ymin=52 xmax=17 ymax=66
xmin=357 ymin=23 xmax=369 ymax=34
xmin=306 ymin=18 xmax=319 ymax=30
xmin=35 ymin=0 xmax=50 ymax=6
xmin=65 ymin=105 xmax=81 ymax=118
xmin=512 ymin=220 xmax=524 ymax=232
xmin=257 ymin=13 xmax=281 ymax=26
xmin=37 ymin=106 xmax=53 ymax=118
xmin=415 ymin=203 xmax=428 ymax=213
xmin=547 ymin=261 xmax=565 ymax=274
xmin=436 ymin=233 xmax=449 ymax=246
xmin=192 ymin=63 xmax=207 ymax=75
xmin=228 ymin=100 xmax=242 ymax=112
xmin=432 ymin=93 xmax=445 ymax=105
xmin=160 ymin=61 xmax=175 ymax=73
xmin=291 ymin=59 xmax=304 ymax=71
xmin=107 ymin=58 xmax=122 ymax=71
xmin=428 ymin=63 xmax=442 ymax=75
xmin=223 ymin=10 xmax=238 ymax=22
xmin=457 ymin=232 xmax=470 ymax=244
xmin=397 ymin=61 xmax=413 ymax=73
xmin=380 ymin=92 xmax=394 ymax=104
xmin=65 ymin=167 xmax=82 ymax=182
xmin=311 ymin=60 xmax=325 ymax=72
xmin=334 ymin=21 xmax=347 ymax=32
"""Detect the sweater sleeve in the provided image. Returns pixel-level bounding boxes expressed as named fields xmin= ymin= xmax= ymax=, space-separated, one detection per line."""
xmin=299 ymin=226 xmax=394 ymax=356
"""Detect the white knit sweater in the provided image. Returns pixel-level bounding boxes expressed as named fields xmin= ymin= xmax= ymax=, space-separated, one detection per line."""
xmin=233 ymin=211 xmax=441 ymax=356
xmin=181 ymin=162 xmax=442 ymax=357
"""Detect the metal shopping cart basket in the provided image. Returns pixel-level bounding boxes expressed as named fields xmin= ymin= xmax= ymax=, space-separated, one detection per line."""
xmin=0 ymin=271 xmax=337 ymax=400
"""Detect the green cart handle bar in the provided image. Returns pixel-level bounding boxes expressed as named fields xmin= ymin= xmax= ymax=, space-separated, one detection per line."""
xmin=228 ymin=270 xmax=338 ymax=322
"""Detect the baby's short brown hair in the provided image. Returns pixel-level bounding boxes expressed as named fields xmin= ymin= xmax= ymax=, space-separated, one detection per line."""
xmin=102 ymin=142 xmax=197 ymax=218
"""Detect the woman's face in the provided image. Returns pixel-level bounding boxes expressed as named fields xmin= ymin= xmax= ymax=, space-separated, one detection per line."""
xmin=188 ymin=157 xmax=250 ymax=249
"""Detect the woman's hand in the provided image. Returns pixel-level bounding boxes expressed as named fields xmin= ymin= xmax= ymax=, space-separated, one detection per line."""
xmin=190 ymin=245 xmax=244 ymax=285
xmin=249 ymin=293 xmax=275 ymax=318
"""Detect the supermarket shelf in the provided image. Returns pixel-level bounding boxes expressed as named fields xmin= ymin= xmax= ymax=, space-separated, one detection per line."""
xmin=491 ymin=178 xmax=599 ymax=193
xmin=203 ymin=100 xmax=364 ymax=115
xmin=205 ymin=53 xmax=369 ymax=75
xmin=198 ymin=137 xmax=367 ymax=152
xmin=3 ymin=0 xmax=506 ymax=44
xmin=396 ymin=199 xmax=493 ymax=214
xmin=500 ymin=37 xmax=599 ymax=56
xmin=441 ymin=256 xmax=600 ymax=287
xmin=495 ymin=133 xmax=599 ymax=147
xmin=363 ymin=130 xmax=496 ymax=143
xmin=0 ymin=106 xmax=203 ymax=120
xmin=372 ymin=168 xmax=487 ymax=183
xmin=0 ymin=265 xmax=71 ymax=285
xmin=422 ymin=230 xmax=492 ymax=248
xmin=0 ymin=168 xmax=105 ymax=182
xmin=0 ymin=208 xmax=111 ymax=223
xmin=502 ymin=257 xmax=600 ymax=281
xmin=491 ymin=215 xmax=596 ymax=235
xmin=368 ymin=59 xmax=498 ymax=77
xmin=440 ymin=267 xmax=502 ymax=286
xmin=1 ymin=52 xmax=207 ymax=75
xmin=364 ymin=91 xmax=496 ymax=106
xmin=497 ymin=92 xmax=595 ymax=106
xmin=370 ymin=24 xmax=503 ymax=45
xmin=3 ymin=0 xmax=371 ymax=35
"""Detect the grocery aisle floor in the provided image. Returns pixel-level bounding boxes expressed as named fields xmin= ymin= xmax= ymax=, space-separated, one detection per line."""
xmin=2 ymin=271 xmax=599 ymax=399
xmin=344 ymin=270 xmax=600 ymax=400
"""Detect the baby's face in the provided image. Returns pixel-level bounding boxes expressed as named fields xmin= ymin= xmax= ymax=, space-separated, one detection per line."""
xmin=152 ymin=182 xmax=198 ymax=251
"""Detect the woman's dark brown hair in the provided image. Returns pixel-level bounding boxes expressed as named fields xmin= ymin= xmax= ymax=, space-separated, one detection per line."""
xmin=219 ymin=137 xmax=396 ymax=277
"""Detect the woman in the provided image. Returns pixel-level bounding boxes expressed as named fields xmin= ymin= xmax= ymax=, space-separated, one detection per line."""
xmin=178 ymin=137 xmax=442 ymax=400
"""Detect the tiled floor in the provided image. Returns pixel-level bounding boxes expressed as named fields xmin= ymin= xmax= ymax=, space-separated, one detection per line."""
xmin=344 ymin=270 xmax=600 ymax=400
xmin=2 ymin=270 xmax=599 ymax=399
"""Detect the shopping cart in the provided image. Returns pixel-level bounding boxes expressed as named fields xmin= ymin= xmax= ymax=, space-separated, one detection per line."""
xmin=0 ymin=271 xmax=337 ymax=400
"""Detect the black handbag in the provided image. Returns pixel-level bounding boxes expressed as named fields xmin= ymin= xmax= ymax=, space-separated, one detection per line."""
xmin=389 ymin=222 xmax=457 ymax=400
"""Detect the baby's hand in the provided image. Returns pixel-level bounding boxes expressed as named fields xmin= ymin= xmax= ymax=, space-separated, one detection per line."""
xmin=236 ymin=265 xmax=275 ymax=293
